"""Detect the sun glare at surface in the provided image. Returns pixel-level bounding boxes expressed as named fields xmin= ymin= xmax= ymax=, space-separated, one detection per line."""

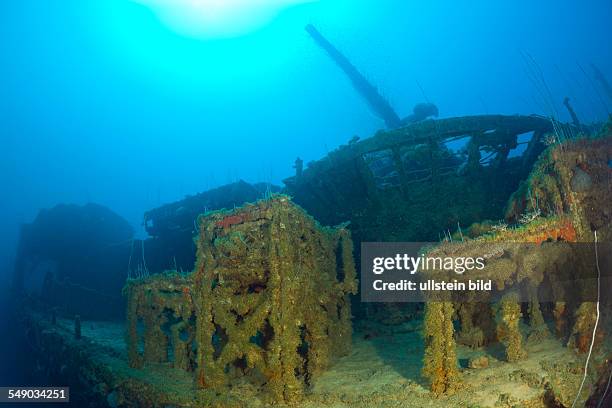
xmin=132 ymin=0 xmax=317 ymax=38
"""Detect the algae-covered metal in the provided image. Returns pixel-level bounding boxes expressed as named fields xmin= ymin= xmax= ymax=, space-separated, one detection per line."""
xmin=285 ymin=114 xmax=554 ymax=242
xmin=124 ymin=273 xmax=195 ymax=371
xmin=125 ymin=196 xmax=357 ymax=403
xmin=193 ymin=195 xmax=357 ymax=402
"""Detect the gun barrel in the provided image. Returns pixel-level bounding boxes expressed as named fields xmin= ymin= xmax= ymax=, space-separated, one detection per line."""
xmin=305 ymin=24 xmax=402 ymax=129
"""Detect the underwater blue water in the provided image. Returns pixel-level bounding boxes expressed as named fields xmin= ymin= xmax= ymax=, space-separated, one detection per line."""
xmin=0 ymin=3 xmax=611 ymax=403
xmin=1 ymin=0 xmax=611 ymax=286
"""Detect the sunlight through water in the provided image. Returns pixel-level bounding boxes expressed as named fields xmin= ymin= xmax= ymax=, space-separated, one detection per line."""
xmin=132 ymin=0 xmax=317 ymax=38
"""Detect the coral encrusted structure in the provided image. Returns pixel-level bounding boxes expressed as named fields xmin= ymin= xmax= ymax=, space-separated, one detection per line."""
xmin=193 ymin=195 xmax=357 ymax=403
xmin=126 ymin=196 xmax=357 ymax=404
xmin=124 ymin=273 xmax=196 ymax=371
xmin=422 ymin=301 xmax=460 ymax=396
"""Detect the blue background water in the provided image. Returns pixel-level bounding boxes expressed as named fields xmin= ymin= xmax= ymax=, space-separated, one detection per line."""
xmin=0 ymin=0 xmax=610 ymax=308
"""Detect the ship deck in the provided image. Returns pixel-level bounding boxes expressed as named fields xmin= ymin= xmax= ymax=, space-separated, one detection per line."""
xmin=24 ymin=311 xmax=600 ymax=407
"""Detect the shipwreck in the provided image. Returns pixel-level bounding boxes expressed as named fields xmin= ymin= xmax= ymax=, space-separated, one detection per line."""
xmin=12 ymin=111 xmax=612 ymax=407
